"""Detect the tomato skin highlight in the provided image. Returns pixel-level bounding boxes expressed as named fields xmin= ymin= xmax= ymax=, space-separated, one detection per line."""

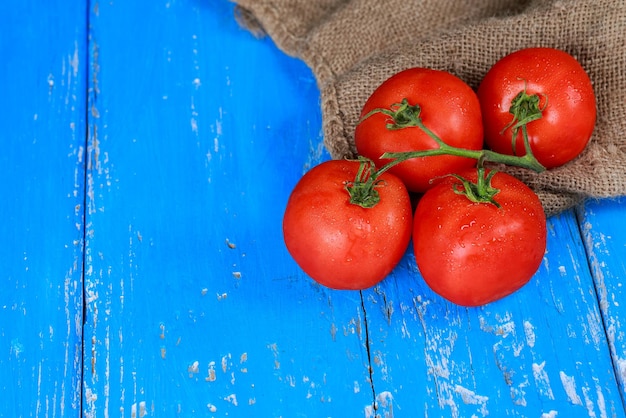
xmin=478 ymin=47 xmax=596 ymax=169
xmin=355 ymin=68 xmax=484 ymax=193
xmin=283 ymin=160 xmax=413 ymax=290
xmin=413 ymin=170 xmax=547 ymax=307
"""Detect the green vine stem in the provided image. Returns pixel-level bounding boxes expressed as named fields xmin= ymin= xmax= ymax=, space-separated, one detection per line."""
xmin=362 ymin=98 xmax=546 ymax=176
xmin=347 ymin=95 xmax=547 ymax=208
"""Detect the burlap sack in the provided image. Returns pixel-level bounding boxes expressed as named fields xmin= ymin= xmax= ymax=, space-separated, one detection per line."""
xmin=233 ymin=0 xmax=626 ymax=216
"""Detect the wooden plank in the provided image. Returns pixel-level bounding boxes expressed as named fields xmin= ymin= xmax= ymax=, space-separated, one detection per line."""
xmin=82 ymin=1 xmax=373 ymax=416
xmin=578 ymin=197 xmax=626 ymax=402
xmin=0 ymin=1 xmax=87 ymax=416
xmin=363 ymin=209 xmax=625 ymax=417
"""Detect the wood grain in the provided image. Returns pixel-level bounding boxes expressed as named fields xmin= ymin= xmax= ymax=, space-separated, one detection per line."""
xmin=364 ymin=210 xmax=625 ymax=417
xmin=82 ymin=0 xmax=372 ymax=415
xmin=0 ymin=1 xmax=87 ymax=416
xmin=578 ymin=197 xmax=626 ymax=404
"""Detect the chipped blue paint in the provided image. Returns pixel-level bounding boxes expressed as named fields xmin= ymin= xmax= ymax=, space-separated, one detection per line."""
xmin=0 ymin=1 xmax=87 ymax=416
xmin=2 ymin=1 xmax=626 ymax=417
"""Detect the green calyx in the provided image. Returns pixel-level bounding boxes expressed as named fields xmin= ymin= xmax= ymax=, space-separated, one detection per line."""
xmin=450 ymin=166 xmax=501 ymax=208
xmin=344 ymin=157 xmax=385 ymax=209
xmin=501 ymin=81 xmax=547 ymax=155
xmin=360 ymin=98 xmax=423 ymax=130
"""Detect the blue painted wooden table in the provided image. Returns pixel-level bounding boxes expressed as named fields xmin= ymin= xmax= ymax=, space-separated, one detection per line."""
xmin=2 ymin=1 xmax=625 ymax=417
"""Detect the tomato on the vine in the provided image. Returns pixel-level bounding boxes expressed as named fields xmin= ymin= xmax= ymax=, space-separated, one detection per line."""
xmin=355 ymin=68 xmax=484 ymax=193
xmin=412 ymin=169 xmax=547 ymax=307
xmin=477 ymin=47 xmax=596 ymax=169
xmin=283 ymin=159 xmax=412 ymax=290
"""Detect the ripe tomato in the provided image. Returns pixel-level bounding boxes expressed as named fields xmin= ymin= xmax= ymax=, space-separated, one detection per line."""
xmin=283 ymin=159 xmax=412 ymax=290
xmin=477 ymin=47 xmax=596 ymax=169
xmin=412 ymin=170 xmax=547 ymax=306
xmin=355 ymin=68 xmax=484 ymax=193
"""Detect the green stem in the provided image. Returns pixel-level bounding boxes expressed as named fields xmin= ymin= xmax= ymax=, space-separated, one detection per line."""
xmin=365 ymin=99 xmax=546 ymax=175
xmin=348 ymin=95 xmax=547 ymax=209
xmin=380 ymin=142 xmax=545 ymax=175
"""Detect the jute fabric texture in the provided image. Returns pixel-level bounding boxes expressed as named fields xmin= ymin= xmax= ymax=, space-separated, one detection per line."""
xmin=233 ymin=0 xmax=626 ymax=215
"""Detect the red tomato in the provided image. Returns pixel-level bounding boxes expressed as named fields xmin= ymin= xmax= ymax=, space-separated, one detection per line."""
xmin=355 ymin=68 xmax=484 ymax=193
xmin=477 ymin=47 xmax=596 ymax=169
xmin=413 ymin=170 xmax=547 ymax=306
xmin=283 ymin=159 xmax=412 ymax=290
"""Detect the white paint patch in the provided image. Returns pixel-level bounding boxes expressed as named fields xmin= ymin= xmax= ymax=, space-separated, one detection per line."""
xmin=130 ymin=401 xmax=147 ymax=418
xmin=373 ymin=351 xmax=389 ymax=382
xmin=364 ymin=391 xmax=394 ymax=418
xmin=532 ymin=362 xmax=554 ymax=399
xmin=215 ymin=116 xmax=222 ymax=137
xmin=376 ymin=391 xmax=393 ymax=408
xmin=401 ymin=318 xmax=411 ymax=339
xmin=616 ymin=357 xmax=626 ymax=382
xmin=70 ymin=41 xmax=80 ymax=76
xmin=582 ymin=386 xmax=595 ymax=417
xmin=524 ymin=321 xmax=536 ymax=348
xmin=454 ymin=385 xmax=489 ymax=405
xmin=479 ymin=313 xmax=516 ymax=338
xmin=559 ymin=371 xmax=583 ymax=405
xmin=455 ymin=385 xmax=489 ymax=415
xmin=10 ymin=338 xmax=24 ymax=357
xmin=190 ymin=98 xmax=199 ymax=134
xmin=188 ymin=361 xmax=200 ymax=377
xmin=586 ymin=310 xmax=604 ymax=349
xmin=83 ymin=387 xmax=98 ymax=417
xmin=594 ymin=380 xmax=608 ymax=418
xmin=222 ymin=354 xmax=231 ymax=373
xmin=224 ymin=394 xmax=238 ymax=406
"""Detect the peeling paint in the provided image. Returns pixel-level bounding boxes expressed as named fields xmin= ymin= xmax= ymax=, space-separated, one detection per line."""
xmin=206 ymin=362 xmax=216 ymax=382
xmin=532 ymin=362 xmax=554 ymax=400
xmin=188 ymin=361 xmax=200 ymax=378
xmin=559 ymin=371 xmax=583 ymax=405
xmin=223 ymin=394 xmax=238 ymax=406
xmin=523 ymin=321 xmax=536 ymax=348
xmin=455 ymin=385 xmax=488 ymax=414
xmin=130 ymin=401 xmax=147 ymax=418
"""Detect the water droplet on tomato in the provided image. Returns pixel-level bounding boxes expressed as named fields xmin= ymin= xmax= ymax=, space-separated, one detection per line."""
xmin=460 ymin=220 xmax=477 ymax=230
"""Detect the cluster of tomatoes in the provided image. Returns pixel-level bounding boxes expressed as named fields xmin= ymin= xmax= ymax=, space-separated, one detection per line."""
xmin=283 ymin=47 xmax=597 ymax=306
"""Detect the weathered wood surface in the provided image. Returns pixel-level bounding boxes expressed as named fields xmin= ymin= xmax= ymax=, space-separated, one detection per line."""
xmin=0 ymin=0 xmax=87 ymax=416
xmin=2 ymin=1 xmax=626 ymax=417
